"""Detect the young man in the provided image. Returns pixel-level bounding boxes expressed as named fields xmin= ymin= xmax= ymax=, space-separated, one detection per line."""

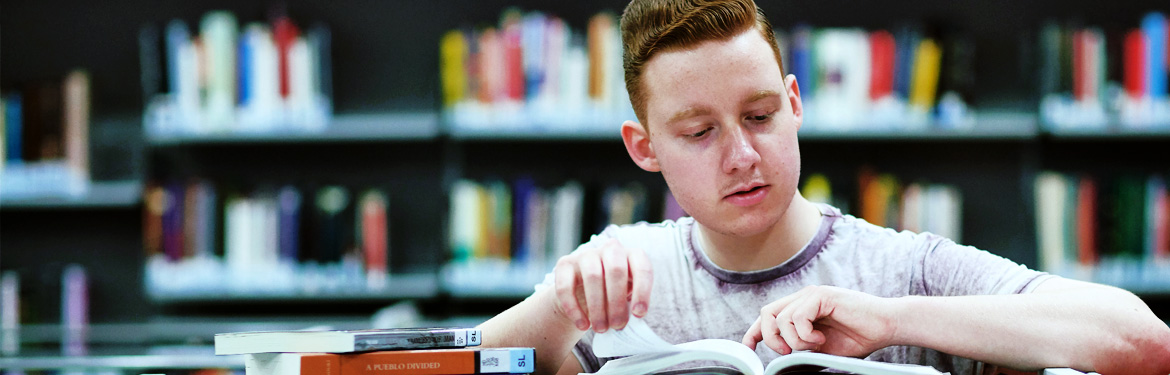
xmin=479 ymin=0 xmax=1170 ymax=374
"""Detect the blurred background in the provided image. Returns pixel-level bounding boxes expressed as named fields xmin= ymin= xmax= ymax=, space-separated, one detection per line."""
xmin=2 ymin=0 xmax=1170 ymax=373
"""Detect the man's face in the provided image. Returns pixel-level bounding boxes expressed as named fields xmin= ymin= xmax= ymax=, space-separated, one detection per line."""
xmin=639 ymin=29 xmax=803 ymax=237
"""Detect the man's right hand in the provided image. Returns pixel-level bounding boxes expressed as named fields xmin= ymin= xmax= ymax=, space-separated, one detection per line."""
xmin=552 ymin=237 xmax=654 ymax=333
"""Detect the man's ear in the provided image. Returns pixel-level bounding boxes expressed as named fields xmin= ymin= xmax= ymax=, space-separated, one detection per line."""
xmin=621 ymin=120 xmax=660 ymax=172
xmin=785 ymin=74 xmax=804 ymax=130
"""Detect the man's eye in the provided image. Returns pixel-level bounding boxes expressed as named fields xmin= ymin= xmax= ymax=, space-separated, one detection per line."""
xmin=748 ymin=113 xmax=773 ymax=122
xmin=688 ymin=127 xmax=711 ymax=138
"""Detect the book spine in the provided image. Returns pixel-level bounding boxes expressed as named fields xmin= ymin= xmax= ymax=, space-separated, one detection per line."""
xmin=61 ymin=264 xmax=87 ymax=356
xmin=477 ymin=347 xmax=534 ymax=374
xmin=4 ymin=94 xmax=21 ymax=163
xmin=1 ymin=271 xmax=19 ymax=356
xmin=337 ymin=347 xmax=533 ymax=375
xmin=352 ymin=328 xmax=479 ymax=351
xmin=341 ymin=349 xmax=476 ymax=375
xmin=359 ymin=189 xmax=389 ymax=289
xmin=1143 ymin=13 xmax=1167 ymax=99
xmin=1124 ymin=29 xmax=1147 ymax=99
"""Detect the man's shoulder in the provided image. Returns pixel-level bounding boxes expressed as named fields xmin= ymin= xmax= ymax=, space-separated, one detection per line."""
xmin=826 ymin=209 xmax=950 ymax=252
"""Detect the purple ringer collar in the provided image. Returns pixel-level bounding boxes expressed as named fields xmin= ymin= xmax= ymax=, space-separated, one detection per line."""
xmin=687 ymin=203 xmax=840 ymax=284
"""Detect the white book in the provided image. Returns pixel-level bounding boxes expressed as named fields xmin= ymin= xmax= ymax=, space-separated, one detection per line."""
xmin=589 ymin=318 xmax=946 ymax=375
xmin=215 ymin=327 xmax=482 ymax=355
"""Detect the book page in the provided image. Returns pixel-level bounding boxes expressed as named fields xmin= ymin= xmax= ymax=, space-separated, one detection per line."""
xmin=763 ymin=352 xmax=947 ymax=375
xmin=591 ymin=317 xmax=763 ymax=375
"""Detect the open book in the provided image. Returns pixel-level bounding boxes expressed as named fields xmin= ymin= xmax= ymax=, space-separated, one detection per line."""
xmin=586 ymin=318 xmax=946 ymax=375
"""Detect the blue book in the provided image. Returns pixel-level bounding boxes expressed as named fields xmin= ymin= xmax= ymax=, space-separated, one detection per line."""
xmin=1142 ymin=13 xmax=1167 ymax=99
xmin=893 ymin=24 xmax=922 ymax=100
xmin=278 ymin=185 xmax=302 ymax=262
xmin=791 ymin=25 xmax=815 ymax=99
xmin=4 ymin=94 xmax=21 ymax=163
xmin=165 ymin=20 xmax=189 ymax=95
xmin=511 ymin=177 xmax=536 ymax=262
xmin=238 ymin=29 xmax=253 ymax=106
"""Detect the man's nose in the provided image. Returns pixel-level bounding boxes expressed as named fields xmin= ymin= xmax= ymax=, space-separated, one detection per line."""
xmin=722 ymin=126 xmax=760 ymax=174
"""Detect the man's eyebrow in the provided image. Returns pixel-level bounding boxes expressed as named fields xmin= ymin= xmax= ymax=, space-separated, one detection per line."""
xmin=668 ymin=107 xmax=712 ymax=123
xmin=744 ymin=90 xmax=781 ymax=104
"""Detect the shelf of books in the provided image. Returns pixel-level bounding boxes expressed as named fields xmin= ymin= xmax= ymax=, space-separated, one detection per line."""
xmin=0 ymin=179 xmax=142 ymax=210
xmin=146 ymin=112 xmax=440 ymax=146
xmin=1035 ymin=172 xmax=1170 ymax=295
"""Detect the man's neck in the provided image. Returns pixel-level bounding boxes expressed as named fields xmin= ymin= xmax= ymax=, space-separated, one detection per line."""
xmin=696 ymin=193 xmax=823 ymax=272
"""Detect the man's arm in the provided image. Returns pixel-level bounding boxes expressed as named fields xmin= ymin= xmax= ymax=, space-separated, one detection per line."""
xmin=478 ymin=287 xmax=585 ymax=375
xmin=743 ymin=279 xmax=1170 ymax=375
xmin=893 ymin=277 xmax=1170 ymax=374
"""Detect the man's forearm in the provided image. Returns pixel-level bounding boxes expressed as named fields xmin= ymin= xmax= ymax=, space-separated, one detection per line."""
xmin=478 ymin=287 xmax=584 ymax=375
xmin=890 ymin=282 xmax=1170 ymax=374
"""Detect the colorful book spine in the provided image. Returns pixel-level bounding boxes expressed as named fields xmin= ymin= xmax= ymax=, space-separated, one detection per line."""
xmin=62 ymin=70 xmax=90 ymax=181
xmin=4 ymin=94 xmax=21 ymax=163
xmin=909 ymin=38 xmax=942 ymax=112
xmin=359 ymin=189 xmax=389 ymax=288
xmin=336 ymin=347 xmax=533 ymax=375
xmin=278 ymin=185 xmax=302 ymax=262
xmin=201 ymin=11 xmax=238 ymax=129
xmin=1 ymin=271 xmax=19 ymax=356
xmin=1124 ymin=29 xmax=1148 ymax=99
xmin=868 ymin=30 xmax=895 ymax=100
xmin=1076 ymin=177 xmax=1098 ymax=266
xmin=1143 ymin=13 xmax=1167 ymax=99
xmin=61 ymin=264 xmax=88 ymax=356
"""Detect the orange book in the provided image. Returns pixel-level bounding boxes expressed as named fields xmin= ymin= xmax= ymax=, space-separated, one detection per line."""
xmin=245 ymin=348 xmax=534 ymax=375
xmin=1075 ymin=177 xmax=1098 ymax=266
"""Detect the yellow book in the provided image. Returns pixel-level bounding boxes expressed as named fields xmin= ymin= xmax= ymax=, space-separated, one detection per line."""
xmin=440 ymin=30 xmax=469 ymax=108
xmin=909 ymin=38 xmax=941 ymax=111
xmin=801 ymin=174 xmax=832 ymax=204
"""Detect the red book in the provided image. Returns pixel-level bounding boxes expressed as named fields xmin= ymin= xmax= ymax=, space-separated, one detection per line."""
xmin=501 ymin=11 xmax=524 ymax=101
xmin=1124 ymin=29 xmax=1147 ymax=98
xmin=273 ymin=16 xmax=300 ymax=99
xmin=360 ymin=190 xmax=388 ymax=281
xmin=1075 ymin=177 xmax=1098 ymax=266
xmin=1072 ymin=30 xmax=1087 ymax=101
xmin=869 ymin=30 xmax=895 ymax=100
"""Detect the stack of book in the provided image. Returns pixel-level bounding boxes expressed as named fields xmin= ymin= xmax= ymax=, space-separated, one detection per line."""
xmin=215 ymin=327 xmax=534 ymax=375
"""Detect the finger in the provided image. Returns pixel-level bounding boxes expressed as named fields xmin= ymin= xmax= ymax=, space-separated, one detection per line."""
xmin=602 ymin=246 xmax=631 ymax=330
xmin=759 ymin=304 xmax=790 ymax=355
xmin=778 ymin=297 xmax=821 ymax=351
xmin=553 ymin=259 xmax=589 ymax=331
xmin=627 ymin=248 xmax=654 ymax=317
xmin=789 ymin=295 xmax=826 ymax=346
xmin=741 ymin=317 xmax=763 ymax=349
xmin=578 ymin=252 xmax=609 ymax=333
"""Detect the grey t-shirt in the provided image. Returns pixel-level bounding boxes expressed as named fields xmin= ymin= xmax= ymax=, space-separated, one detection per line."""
xmin=536 ymin=203 xmax=1053 ymax=375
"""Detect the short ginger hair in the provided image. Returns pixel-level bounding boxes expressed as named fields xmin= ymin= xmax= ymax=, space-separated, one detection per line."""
xmin=620 ymin=0 xmax=785 ymax=125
